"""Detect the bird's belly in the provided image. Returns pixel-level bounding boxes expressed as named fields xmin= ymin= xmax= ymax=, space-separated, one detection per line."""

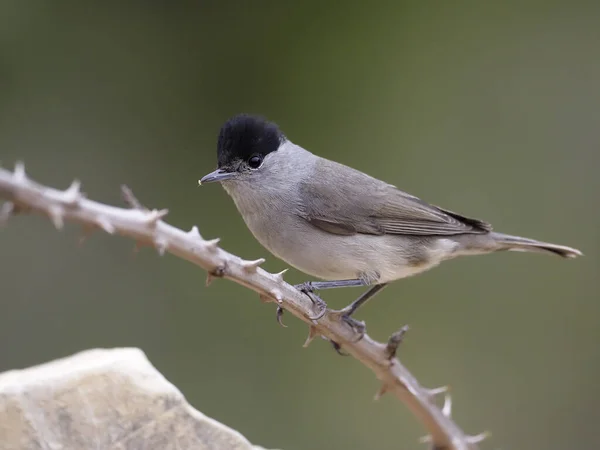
xmin=243 ymin=213 xmax=437 ymax=282
xmin=260 ymin=231 xmax=359 ymax=280
xmin=270 ymin=240 xmax=361 ymax=281
xmin=241 ymin=214 xmax=358 ymax=280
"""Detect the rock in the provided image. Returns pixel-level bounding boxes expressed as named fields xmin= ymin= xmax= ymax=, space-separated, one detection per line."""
xmin=0 ymin=348 xmax=277 ymax=450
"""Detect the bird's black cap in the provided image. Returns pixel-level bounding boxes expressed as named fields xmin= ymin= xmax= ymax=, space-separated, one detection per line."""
xmin=217 ymin=114 xmax=285 ymax=168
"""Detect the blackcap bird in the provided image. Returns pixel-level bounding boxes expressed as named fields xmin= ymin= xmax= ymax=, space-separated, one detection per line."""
xmin=199 ymin=114 xmax=582 ymax=337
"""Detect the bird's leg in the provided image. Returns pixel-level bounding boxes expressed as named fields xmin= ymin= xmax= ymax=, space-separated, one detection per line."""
xmin=294 ymin=279 xmax=366 ymax=321
xmin=295 ymin=279 xmax=366 ymax=291
xmin=329 ymin=283 xmax=389 ymax=340
xmin=294 ymin=279 xmax=386 ymax=349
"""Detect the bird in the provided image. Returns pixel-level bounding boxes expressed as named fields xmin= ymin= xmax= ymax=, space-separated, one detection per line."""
xmin=199 ymin=113 xmax=582 ymax=338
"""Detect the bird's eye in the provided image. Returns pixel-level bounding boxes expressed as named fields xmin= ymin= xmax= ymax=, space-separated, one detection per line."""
xmin=248 ymin=155 xmax=263 ymax=169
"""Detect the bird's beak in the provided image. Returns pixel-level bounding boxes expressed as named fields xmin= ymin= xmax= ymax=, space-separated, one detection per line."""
xmin=198 ymin=169 xmax=236 ymax=185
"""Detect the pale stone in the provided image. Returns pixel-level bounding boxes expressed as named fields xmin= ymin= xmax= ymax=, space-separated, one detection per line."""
xmin=0 ymin=348 xmax=278 ymax=450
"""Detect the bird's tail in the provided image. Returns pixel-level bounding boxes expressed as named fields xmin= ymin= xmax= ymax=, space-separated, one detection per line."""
xmin=489 ymin=232 xmax=583 ymax=259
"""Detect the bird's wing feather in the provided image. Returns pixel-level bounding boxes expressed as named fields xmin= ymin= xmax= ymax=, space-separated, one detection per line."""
xmin=297 ymin=161 xmax=492 ymax=237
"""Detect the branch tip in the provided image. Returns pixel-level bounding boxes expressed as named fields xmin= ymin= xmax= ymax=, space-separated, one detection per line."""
xmin=302 ymin=325 xmax=319 ymax=348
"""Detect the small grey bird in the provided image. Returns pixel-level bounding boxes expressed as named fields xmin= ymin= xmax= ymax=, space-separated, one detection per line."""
xmin=199 ymin=114 xmax=582 ymax=335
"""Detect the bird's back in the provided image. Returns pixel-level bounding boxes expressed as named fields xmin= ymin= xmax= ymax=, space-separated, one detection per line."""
xmin=296 ymin=156 xmax=491 ymax=238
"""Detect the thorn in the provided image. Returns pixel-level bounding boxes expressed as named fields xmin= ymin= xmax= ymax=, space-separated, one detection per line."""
xmin=96 ymin=215 xmax=115 ymax=234
xmin=467 ymin=431 xmax=491 ymax=444
xmin=131 ymin=240 xmax=152 ymax=256
xmin=205 ymin=238 xmax=220 ymax=252
xmin=418 ymin=435 xmax=431 ymax=444
xmin=48 ymin=205 xmax=64 ymax=229
xmin=188 ymin=226 xmax=202 ymax=239
xmin=78 ymin=225 xmax=95 ymax=246
xmin=0 ymin=202 xmax=14 ymax=226
xmin=144 ymin=208 xmax=168 ymax=226
xmin=425 ymin=385 xmax=449 ymax=398
xmin=206 ymin=265 xmax=226 ymax=286
xmin=374 ymin=383 xmax=391 ymax=400
xmin=132 ymin=241 xmax=143 ymax=254
xmin=276 ymin=306 xmax=287 ymax=327
xmin=13 ymin=161 xmax=26 ymax=182
xmin=272 ymin=268 xmax=288 ymax=283
xmin=442 ymin=391 xmax=452 ymax=417
xmin=269 ymin=288 xmax=283 ymax=303
xmin=259 ymin=293 xmax=273 ymax=303
xmin=241 ymin=258 xmax=265 ymax=272
xmin=384 ymin=325 xmax=410 ymax=360
xmin=154 ymin=238 xmax=168 ymax=256
xmin=303 ymin=325 xmax=319 ymax=348
xmin=61 ymin=180 xmax=82 ymax=205
xmin=121 ymin=185 xmax=144 ymax=210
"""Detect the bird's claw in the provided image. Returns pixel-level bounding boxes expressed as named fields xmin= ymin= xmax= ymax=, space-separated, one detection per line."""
xmin=294 ymin=282 xmax=327 ymax=321
xmin=276 ymin=305 xmax=287 ymax=328
xmin=307 ymin=293 xmax=327 ymax=320
xmin=294 ymin=281 xmax=315 ymax=293
xmin=329 ymin=307 xmax=366 ymax=342
xmin=330 ymin=340 xmax=349 ymax=356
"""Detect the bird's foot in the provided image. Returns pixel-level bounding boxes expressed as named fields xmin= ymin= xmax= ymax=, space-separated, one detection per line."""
xmin=294 ymin=282 xmax=327 ymax=321
xmin=294 ymin=281 xmax=315 ymax=293
xmin=328 ymin=306 xmax=366 ymax=342
xmin=275 ymin=305 xmax=287 ymax=328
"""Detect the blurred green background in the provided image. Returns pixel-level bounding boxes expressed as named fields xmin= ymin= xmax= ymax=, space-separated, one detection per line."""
xmin=1 ymin=2 xmax=599 ymax=449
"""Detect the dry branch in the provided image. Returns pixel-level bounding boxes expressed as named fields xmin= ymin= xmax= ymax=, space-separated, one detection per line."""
xmin=0 ymin=163 xmax=489 ymax=450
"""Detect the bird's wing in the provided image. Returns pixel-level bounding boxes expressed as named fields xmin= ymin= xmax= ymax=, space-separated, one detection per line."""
xmin=296 ymin=161 xmax=492 ymax=237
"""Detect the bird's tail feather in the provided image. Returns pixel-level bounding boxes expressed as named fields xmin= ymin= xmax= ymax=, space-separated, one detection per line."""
xmin=490 ymin=232 xmax=582 ymax=259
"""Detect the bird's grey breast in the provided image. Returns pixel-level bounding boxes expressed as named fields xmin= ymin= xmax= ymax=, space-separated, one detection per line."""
xmin=222 ymin=143 xmax=317 ymax=260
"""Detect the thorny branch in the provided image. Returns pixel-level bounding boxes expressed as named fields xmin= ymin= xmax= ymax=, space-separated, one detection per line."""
xmin=0 ymin=163 xmax=489 ymax=450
